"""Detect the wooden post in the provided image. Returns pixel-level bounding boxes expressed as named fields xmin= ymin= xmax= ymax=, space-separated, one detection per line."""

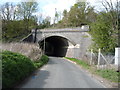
xmin=90 ymin=49 xmax=93 ymax=65
xmin=43 ymin=33 xmax=46 ymax=55
xmin=97 ymin=48 xmax=101 ymax=68
xmin=34 ymin=28 xmax=37 ymax=43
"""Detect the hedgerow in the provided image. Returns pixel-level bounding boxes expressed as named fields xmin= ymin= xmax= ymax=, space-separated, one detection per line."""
xmin=1 ymin=51 xmax=36 ymax=88
xmin=1 ymin=51 xmax=49 ymax=88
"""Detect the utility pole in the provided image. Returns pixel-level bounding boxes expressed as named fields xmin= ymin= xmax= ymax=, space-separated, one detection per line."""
xmin=53 ymin=8 xmax=58 ymax=27
xmin=43 ymin=31 xmax=45 ymax=55
xmin=34 ymin=28 xmax=37 ymax=43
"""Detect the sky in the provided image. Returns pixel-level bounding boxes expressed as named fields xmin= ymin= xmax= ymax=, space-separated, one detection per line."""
xmin=0 ymin=0 xmax=76 ymax=23
xmin=0 ymin=0 xmax=117 ymax=23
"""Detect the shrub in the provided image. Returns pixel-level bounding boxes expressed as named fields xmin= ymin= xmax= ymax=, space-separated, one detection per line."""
xmin=34 ymin=55 xmax=49 ymax=68
xmin=40 ymin=55 xmax=49 ymax=64
xmin=1 ymin=51 xmax=36 ymax=88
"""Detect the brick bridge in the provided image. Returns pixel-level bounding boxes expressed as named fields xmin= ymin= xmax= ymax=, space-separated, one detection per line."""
xmin=23 ymin=26 xmax=92 ymax=59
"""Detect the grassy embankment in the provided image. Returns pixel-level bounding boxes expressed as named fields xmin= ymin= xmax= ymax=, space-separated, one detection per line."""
xmin=65 ymin=57 xmax=120 ymax=83
xmin=1 ymin=51 xmax=49 ymax=88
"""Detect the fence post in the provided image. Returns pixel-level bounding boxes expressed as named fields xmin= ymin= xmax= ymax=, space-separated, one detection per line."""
xmin=90 ymin=49 xmax=93 ymax=65
xmin=115 ymin=48 xmax=120 ymax=65
xmin=97 ymin=48 xmax=101 ymax=68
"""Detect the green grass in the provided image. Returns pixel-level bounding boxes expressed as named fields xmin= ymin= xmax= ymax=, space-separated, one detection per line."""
xmin=65 ymin=57 xmax=90 ymax=69
xmin=95 ymin=69 xmax=120 ymax=82
xmin=82 ymin=35 xmax=89 ymax=38
xmin=65 ymin=57 xmax=120 ymax=83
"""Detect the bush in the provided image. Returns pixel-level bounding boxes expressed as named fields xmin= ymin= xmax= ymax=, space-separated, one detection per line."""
xmin=34 ymin=55 xmax=49 ymax=68
xmin=1 ymin=51 xmax=36 ymax=88
xmin=40 ymin=55 xmax=49 ymax=64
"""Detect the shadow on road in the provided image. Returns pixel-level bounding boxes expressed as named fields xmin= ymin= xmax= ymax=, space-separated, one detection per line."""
xmin=16 ymin=69 xmax=50 ymax=88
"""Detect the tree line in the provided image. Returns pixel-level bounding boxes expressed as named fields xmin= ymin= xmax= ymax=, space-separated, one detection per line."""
xmin=54 ymin=0 xmax=119 ymax=53
xmin=1 ymin=0 xmax=119 ymax=53
xmin=1 ymin=1 xmax=51 ymax=42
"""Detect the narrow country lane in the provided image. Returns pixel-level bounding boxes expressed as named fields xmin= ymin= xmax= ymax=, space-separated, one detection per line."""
xmin=17 ymin=57 xmax=105 ymax=88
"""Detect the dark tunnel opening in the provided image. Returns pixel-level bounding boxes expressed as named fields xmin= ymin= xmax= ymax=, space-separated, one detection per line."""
xmin=39 ymin=36 xmax=69 ymax=57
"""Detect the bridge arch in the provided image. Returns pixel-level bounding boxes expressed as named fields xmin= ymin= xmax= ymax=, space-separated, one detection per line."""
xmin=38 ymin=34 xmax=76 ymax=46
xmin=38 ymin=35 xmax=75 ymax=57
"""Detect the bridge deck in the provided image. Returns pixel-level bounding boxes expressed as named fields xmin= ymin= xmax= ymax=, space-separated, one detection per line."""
xmin=32 ymin=26 xmax=89 ymax=33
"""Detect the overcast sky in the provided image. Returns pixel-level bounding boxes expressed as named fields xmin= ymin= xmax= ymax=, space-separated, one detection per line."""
xmin=0 ymin=0 xmax=117 ymax=23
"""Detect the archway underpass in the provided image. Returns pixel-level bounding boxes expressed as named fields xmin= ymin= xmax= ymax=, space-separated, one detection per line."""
xmin=39 ymin=36 xmax=69 ymax=57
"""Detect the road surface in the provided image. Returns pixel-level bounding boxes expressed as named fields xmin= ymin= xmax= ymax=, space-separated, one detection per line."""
xmin=17 ymin=57 xmax=105 ymax=88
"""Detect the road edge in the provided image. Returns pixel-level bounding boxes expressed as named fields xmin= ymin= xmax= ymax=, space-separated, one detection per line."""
xmin=64 ymin=57 xmax=118 ymax=88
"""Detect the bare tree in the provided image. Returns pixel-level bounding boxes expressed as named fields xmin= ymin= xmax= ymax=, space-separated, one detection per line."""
xmin=17 ymin=1 xmax=38 ymax=20
xmin=17 ymin=1 xmax=38 ymax=30
xmin=1 ymin=3 xmax=17 ymax=21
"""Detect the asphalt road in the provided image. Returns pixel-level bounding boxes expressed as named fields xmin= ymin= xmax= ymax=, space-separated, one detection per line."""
xmin=17 ymin=57 xmax=105 ymax=88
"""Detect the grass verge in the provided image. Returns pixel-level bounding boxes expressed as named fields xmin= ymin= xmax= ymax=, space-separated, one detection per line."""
xmin=65 ymin=57 xmax=120 ymax=83
xmin=65 ymin=57 xmax=90 ymax=69
xmin=95 ymin=69 xmax=120 ymax=82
